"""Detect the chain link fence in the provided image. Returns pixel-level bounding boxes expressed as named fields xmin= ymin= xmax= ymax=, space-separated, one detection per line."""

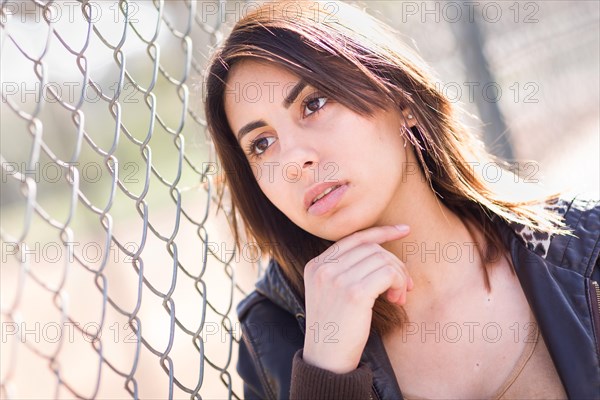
xmin=1 ymin=0 xmax=264 ymax=398
xmin=1 ymin=1 xmax=598 ymax=399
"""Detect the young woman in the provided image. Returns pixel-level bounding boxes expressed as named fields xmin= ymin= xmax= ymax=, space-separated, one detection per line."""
xmin=203 ymin=1 xmax=600 ymax=399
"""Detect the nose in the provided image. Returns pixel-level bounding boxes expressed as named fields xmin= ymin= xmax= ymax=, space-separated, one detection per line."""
xmin=279 ymin=133 xmax=320 ymax=182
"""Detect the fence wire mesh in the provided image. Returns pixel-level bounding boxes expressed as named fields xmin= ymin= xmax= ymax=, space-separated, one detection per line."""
xmin=1 ymin=0 xmax=598 ymax=399
xmin=0 ymin=0 xmax=265 ymax=398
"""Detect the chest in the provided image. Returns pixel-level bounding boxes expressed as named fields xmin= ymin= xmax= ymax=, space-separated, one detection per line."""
xmin=382 ymin=261 xmax=536 ymax=398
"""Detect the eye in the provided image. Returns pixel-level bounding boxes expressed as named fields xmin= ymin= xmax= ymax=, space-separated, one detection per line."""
xmin=302 ymin=96 xmax=328 ymax=118
xmin=246 ymin=136 xmax=277 ymax=157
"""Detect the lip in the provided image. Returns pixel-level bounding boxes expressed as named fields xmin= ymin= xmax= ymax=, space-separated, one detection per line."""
xmin=304 ymin=181 xmax=349 ymax=215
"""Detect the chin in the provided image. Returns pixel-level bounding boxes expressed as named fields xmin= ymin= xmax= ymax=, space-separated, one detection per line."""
xmin=298 ymin=202 xmax=380 ymax=241
xmin=315 ymin=231 xmax=346 ymax=242
xmin=308 ymin=218 xmax=369 ymax=242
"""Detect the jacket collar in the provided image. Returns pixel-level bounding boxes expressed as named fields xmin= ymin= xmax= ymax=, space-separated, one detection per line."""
xmin=256 ymin=259 xmax=306 ymax=330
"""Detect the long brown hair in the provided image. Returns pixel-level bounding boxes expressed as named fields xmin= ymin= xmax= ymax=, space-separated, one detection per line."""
xmin=203 ymin=0 xmax=570 ymax=335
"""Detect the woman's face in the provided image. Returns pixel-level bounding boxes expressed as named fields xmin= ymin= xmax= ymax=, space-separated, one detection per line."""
xmin=224 ymin=59 xmax=415 ymax=241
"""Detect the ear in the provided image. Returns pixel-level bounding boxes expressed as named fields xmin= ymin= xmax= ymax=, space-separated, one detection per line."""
xmin=401 ymin=108 xmax=417 ymax=128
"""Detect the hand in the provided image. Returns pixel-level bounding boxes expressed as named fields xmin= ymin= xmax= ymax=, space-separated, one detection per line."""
xmin=302 ymin=225 xmax=413 ymax=374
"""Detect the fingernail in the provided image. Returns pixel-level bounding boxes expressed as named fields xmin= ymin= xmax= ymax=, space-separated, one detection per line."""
xmin=394 ymin=224 xmax=409 ymax=232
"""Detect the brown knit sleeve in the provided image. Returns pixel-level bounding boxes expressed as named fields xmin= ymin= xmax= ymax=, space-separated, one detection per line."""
xmin=289 ymin=349 xmax=374 ymax=399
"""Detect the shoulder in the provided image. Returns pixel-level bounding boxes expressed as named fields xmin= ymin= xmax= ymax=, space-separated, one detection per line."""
xmin=236 ymin=290 xmax=304 ymax=399
xmin=237 ymin=287 xmax=304 ymax=344
xmin=507 ymin=194 xmax=600 ymax=277
xmin=550 ymin=195 xmax=600 ymax=279
xmin=237 ymin=289 xmax=303 ymax=336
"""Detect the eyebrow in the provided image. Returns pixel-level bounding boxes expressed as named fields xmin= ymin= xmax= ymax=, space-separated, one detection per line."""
xmin=283 ymin=79 xmax=308 ymax=109
xmin=236 ymin=80 xmax=308 ymax=142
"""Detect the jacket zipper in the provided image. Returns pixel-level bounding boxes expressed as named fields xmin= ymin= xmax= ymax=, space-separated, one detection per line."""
xmin=593 ymin=281 xmax=600 ymax=314
xmin=589 ymin=279 xmax=600 ymax=361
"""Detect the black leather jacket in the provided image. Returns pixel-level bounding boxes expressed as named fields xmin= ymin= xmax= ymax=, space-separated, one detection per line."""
xmin=236 ymin=196 xmax=600 ymax=399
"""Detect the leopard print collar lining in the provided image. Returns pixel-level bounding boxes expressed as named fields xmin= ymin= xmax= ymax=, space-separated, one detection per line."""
xmin=505 ymin=196 xmax=596 ymax=259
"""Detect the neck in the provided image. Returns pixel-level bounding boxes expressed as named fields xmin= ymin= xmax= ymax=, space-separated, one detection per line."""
xmin=378 ymin=164 xmax=485 ymax=304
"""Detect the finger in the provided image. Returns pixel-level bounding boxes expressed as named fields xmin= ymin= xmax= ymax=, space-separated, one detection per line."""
xmin=386 ymin=288 xmax=403 ymax=303
xmin=332 ymin=225 xmax=411 ymax=257
xmin=341 ymin=246 xmax=412 ymax=288
xmin=335 ymin=258 xmax=408 ymax=305
xmin=333 ymin=251 xmax=405 ymax=289
xmin=313 ymin=242 xmax=394 ymax=274
xmin=360 ymin=264 xmax=409 ymax=304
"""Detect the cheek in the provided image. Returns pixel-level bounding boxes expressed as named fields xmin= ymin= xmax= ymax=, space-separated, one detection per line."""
xmin=254 ymin=171 xmax=288 ymax=208
xmin=254 ymin=170 xmax=306 ymax=224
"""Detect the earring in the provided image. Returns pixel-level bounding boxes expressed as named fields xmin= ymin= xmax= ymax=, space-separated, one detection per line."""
xmin=401 ymin=110 xmax=414 ymax=148
xmin=402 ymin=126 xmax=409 ymax=148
